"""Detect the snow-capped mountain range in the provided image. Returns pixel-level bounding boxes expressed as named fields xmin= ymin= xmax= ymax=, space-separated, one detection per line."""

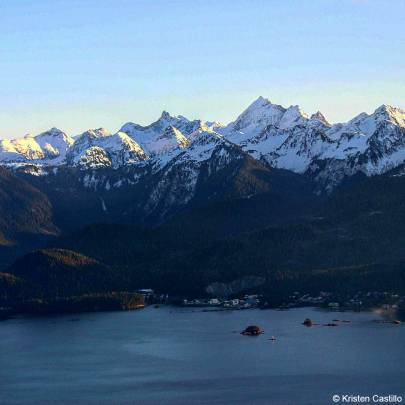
xmin=1 ymin=97 xmax=405 ymax=191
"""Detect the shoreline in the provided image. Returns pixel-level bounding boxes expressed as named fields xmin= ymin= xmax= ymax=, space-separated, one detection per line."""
xmin=1 ymin=301 xmax=403 ymax=324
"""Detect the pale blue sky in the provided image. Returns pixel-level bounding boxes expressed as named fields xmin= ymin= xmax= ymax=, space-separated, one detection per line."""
xmin=0 ymin=0 xmax=404 ymax=138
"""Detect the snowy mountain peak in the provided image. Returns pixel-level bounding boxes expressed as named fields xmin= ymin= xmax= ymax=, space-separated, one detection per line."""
xmin=0 ymin=127 xmax=74 ymax=163
xmin=154 ymin=111 xmax=190 ymax=129
xmin=373 ymin=104 xmax=405 ymax=127
xmin=250 ymin=96 xmax=273 ymax=108
xmin=310 ymin=111 xmax=329 ymax=126
xmin=223 ymin=98 xmax=315 ymax=148
xmin=279 ymin=105 xmax=309 ymax=129
xmin=120 ymin=112 xmax=206 ymax=156
xmin=326 ymin=104 xmax=405 ymax=142
xmin=34 ymin=128 xmax=74 ymax=160
xmin=174 ymin=131 xmax=228 ymax=164
xmin=42 ymin=127 xmax=64 ymax=136
xmin=36 ymin=127 xmax=74 ymax=143
xmin=79 ymin=128 xmax=110 ymax=140
xmin=66 ymin=130 xmax=147 ymax=169
xmin=151 ymin=125 xmax=189 ymax=154
xmin=241 ymin=96 xmax=284 ymax=117
xmin=119 ymin=122 xmax=143 ymax=138
xmin=224 ymin=97 xmax=286 ymax=139
xmin=160 ymin=111 xmax=173 ymax=121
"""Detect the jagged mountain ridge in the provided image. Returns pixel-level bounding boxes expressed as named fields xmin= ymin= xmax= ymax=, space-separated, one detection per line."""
xmin=1 ymin=97 xmax=405 ymax=193
xmin=220 ymin=97 xmax=405 ymax=178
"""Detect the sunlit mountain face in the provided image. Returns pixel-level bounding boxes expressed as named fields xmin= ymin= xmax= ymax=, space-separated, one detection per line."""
xmin=2 ymin=98 xmax=405 ymax=181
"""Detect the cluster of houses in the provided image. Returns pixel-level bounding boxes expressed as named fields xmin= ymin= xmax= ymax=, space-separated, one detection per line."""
xmin=137 ymin=288 xmax=405 ymax=313
xmin=135 ymin=289 xmax=262 ymax=308
xmin=282 ymin=291 xmax=405 ymax=310
xmin=182 ymin=295 xmax=261 ymax=309
xmin=334 ymin=291 xmax=405 ymax=310
xmin=136 ymin=289 xmax=169 ymax=304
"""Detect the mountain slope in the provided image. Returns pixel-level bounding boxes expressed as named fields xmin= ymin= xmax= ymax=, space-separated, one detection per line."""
xmin=7 ymin=249 xmax=120 ymax=298
xmin=0 ymin=167 xmax=59 ymax=269
xmin=47 ymin=171 xmax=405 ymax=296
xmin=0 ymin=167 xmax=57 ymax=242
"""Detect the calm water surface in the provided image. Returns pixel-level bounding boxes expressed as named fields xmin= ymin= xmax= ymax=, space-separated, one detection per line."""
xmin=0 ymin=306 xmax=404 ymax=404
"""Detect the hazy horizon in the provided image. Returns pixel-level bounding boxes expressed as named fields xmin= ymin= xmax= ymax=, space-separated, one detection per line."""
xmin=1 ymin=0 xmax=404 ymax=139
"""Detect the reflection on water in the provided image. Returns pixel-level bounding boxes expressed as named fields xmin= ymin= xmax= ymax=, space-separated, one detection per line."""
xmin=0 ymin=307 xmax=404 ymax=404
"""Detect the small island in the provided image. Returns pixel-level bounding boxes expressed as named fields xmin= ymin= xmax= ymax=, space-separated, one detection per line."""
xmin=241 ymin=325 xmax=264 ymax=336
